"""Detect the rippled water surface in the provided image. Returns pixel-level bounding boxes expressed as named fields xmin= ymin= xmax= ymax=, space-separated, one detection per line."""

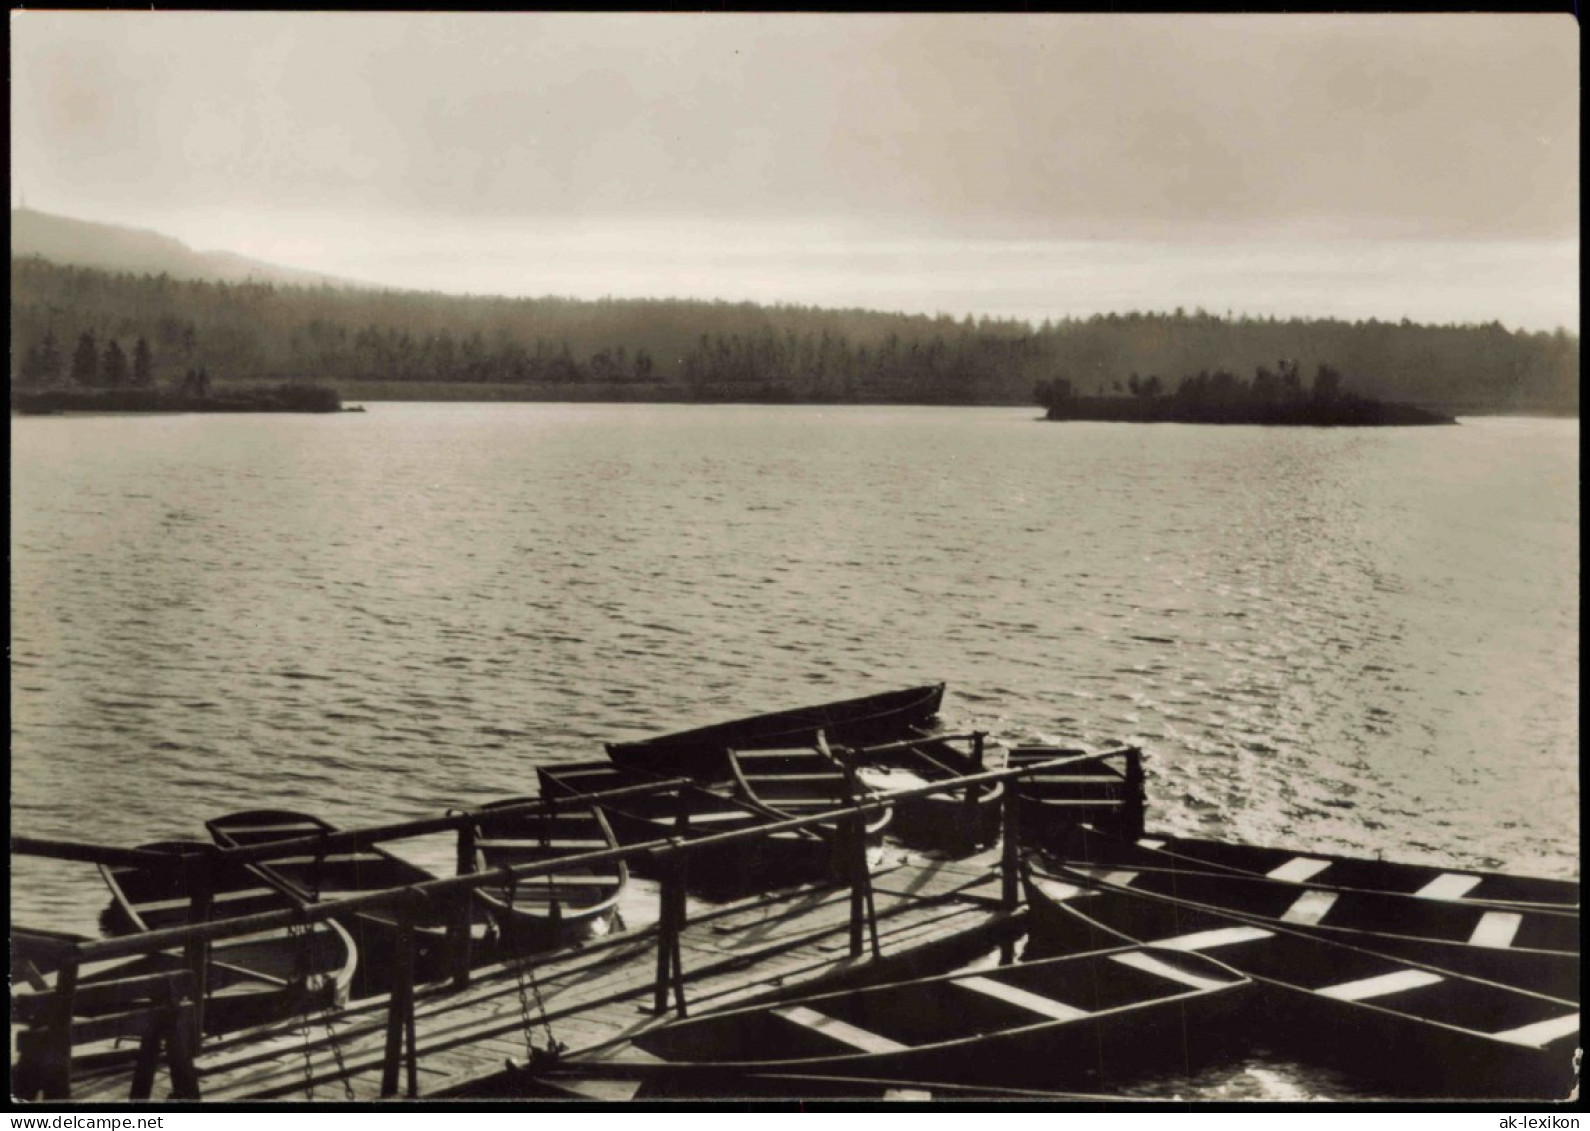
xmin=10 ymin=404 xmax=1578 ymax=1095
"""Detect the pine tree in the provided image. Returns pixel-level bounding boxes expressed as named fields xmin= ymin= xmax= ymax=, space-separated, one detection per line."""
xmin=132 ymin=337 xmax=153 ymax=387
xmin=102 ymin=340 xmax=129 ymax=388
xmin=71 ymin=332 xmax=99 ymax=386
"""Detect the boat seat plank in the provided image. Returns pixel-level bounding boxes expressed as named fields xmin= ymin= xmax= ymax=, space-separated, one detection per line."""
xmin=1022 ymin=774 xmax=1124 ymax=784
xmin=953 ymin=975 xmax=1088 ymax=1021
xmin=1316 ymin=969 xmax=1445 ymax=1001
xmin=1415 ymin=873 xmax=1484 ymax=901
xmin=1109 ymin=951 xmax=1231 ymax=992
xmin=1152 ymin=926 xmax=1274 ymax=952
xmin=137 ymin=888 xmax=283 ymax=913
xmin=1490 ymin=1014 xmax=1580 ymax=1048
xmin=771 ymin=1005 xmax=910 ymax=1054
xmin=1279 ymin=890 xmax=1340 ymax=926
xmin=1469 ymin=911 xmax=1523 ymax=948
xmin=1265 ymin=857 xmax=1332 ymax=883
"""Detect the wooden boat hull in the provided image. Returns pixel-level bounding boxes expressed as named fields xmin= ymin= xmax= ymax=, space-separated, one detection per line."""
xmin=1006 ymin=745 xmax=1143 ymax=843
xmin=570 ymin=944 xmax=1251 ymax=1093
xmin=1051 ymin=849 xmax=1578 ymax=1000
xmin=537 ymin=762 xmax=836 ymax=896
xmin=854 ymin=733 xmax=1003 ymax=854
xmin=1058 ymin=824 xmax=1580 ymax=911
xmin=605 ymin=684 xmax=947 ymax=781
xmin=469 ymin=797 xmax=627 ymax=952
xmin=1023 ymin=864 xmax=1579 ymax=1099
xmin=729 ymin=747 xmax=893 ymax=848
xmin=206 ymin=810 xmax=494 ymax=995
xmin=94 ymin=840 xmax=357 ymax=1034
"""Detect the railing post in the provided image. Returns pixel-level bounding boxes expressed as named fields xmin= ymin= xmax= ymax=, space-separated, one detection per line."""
xmin=961 ymin=731 xmax=988 ymax=848
xmin=165 ymin=997 xmax=202 ymax=1100
xmin=450 ymin=818 xmax=476 ymax=989
xmin=670 ymin=855 xmax=690 ymax=1017
xmin=382 ymin=898 xmax=419 ymax=1099
xmin=1121 ymin=746 xmax=1146 ymax=841
xmin=1000 ymin=778 xmax=1023 ymax=965
xmin=39 ymin=950 xmax=79 ymax=1100
xmin=652 ymin=852 xmax=689 ymax=1017
xmin=182 ymin=852 xmax=213 ymax=1040
xmin=1000 ymin=776 xmax=1021 ymax=913
xmin=839 ymin=750 xmax=881 ymax=960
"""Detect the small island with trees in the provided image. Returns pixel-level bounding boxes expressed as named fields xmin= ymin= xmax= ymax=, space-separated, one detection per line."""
xmin=1035 ymin=361 xmax=1456 ymax=426
xmin=11 ymin=327 xmax=345 ymax=415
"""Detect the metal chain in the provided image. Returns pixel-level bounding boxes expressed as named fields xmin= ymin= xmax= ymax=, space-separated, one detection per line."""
xmin=504 ymin=871 xmax=561 ymax=1062
xmin=319 ymin=993 xmax=356 ymax=1102
xmin=289 ymin=919 xmax=317 ymax=1101
xmin=291 ymin=913 xmax=356 ymax=1101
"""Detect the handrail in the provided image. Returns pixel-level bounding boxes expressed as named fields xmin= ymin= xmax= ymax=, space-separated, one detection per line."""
xmin=21 ymin=750 xmax=1131 ymax=964
xmin=11 ymin=774 xmax=695 ymax=871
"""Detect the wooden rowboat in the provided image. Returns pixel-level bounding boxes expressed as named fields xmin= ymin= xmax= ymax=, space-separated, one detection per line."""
xmin=466 ymin=797 xmax=627 ymax=951
xmin=206 ymin=810 xmax=495 ymax=993
xmin=537 ymin=762 xmax=835 ymax=896
xmin=605 ymin=684 xmax=947 ymax=780
xmin=1058 ymin=823 xmax=1580 ymax=911
xmin=851 ymin=731 xmax=1004 ymax=854
xmin=561 ymin=944 xmax=1251 ymax=1092
xmin=95 ymin=840 xmax=357 ymax=1034
xmin=728 ymin=743 xmax=893 ymax=847
xmin=1053 ymin=855 xmax=1578 ymax=1000
xmin=1023 ymin=860 xmax=1579 ymax=1099
xmin=1005 ymin=744 xmax=1144 ymax=843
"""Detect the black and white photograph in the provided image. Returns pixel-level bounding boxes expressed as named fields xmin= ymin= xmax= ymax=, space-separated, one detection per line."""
xmin=9 ymin=11 xmax=1579 ymax=1107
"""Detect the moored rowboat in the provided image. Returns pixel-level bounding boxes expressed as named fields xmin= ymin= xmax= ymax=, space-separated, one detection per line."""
xmin=1057 ymin=823 xmax=1580 ymax=911
xmin=605 ymin=684 xmax=947 ymax=781
xmin=96 ymin=840 xmax=357 ymax=1033
xmin=851 ymin=731 xmax=1004 ymax=854
xmin=1052 ymin=852 xmax=1578 ymax=1000
xmin=466 ymin=797 xmax=627 ymax=951
xmin=537 ymin=761 xmax=835 ymax=895
xmin=561 ymin=944 xmax=1251 ymax=1091
xmin=1005 ymin=745 xmax=1145 ymax=843
xmin=206 ymin=810 xmax=495 ymax=993
xmin=728 ymin=743 xmax=893 ymax=846
xmin=1023 ymin=859 xmax=1579 ymax=1099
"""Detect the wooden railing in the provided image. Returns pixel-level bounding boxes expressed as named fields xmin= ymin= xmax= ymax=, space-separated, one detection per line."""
xmin=10 ymin=745 xmax=1143 ymax=1100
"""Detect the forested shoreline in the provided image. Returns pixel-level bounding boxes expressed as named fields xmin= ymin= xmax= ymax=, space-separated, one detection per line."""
xmin=10 ymin=256 xmax=1578 ymax=414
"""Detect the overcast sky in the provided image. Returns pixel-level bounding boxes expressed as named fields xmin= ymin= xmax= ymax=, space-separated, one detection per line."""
xmin=10 ymin=12 xmax=1579 ymax=330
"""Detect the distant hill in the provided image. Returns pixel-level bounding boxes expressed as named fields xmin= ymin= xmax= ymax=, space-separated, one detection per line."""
xmin=9 ymin=207 xmax=363 ymax=289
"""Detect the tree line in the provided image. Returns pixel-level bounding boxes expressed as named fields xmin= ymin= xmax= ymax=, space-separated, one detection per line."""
xmin=9 ymin=256 xmax=1579 ymax=412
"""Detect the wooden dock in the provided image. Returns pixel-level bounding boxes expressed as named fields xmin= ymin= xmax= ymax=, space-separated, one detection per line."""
xmin=69 ymin=851 xmax=1022 ymax=1102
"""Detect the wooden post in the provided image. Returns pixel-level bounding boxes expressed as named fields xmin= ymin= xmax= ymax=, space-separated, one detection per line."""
xmin=182 ymin=853 xmax=213 ymax=1040
xmin=39 ymin=950 xmax=79 ymax=1099
xmin=839 ymin=751 xmax=880 ymax=960
xmin=670 ymin=856 xmax=689 ymax=1018
xmin=653 ymin=860 xmax=680 ymax=1016
xmin=450 ymin=819 xmax=476 ymax=989
xmin=1000 ymin=779 xmax=1021 ymax=913
xmin=165 ymin=999 xmax=202 ymax=1100
xmin=651 ymin=854 xmax=689 ymax=1017
xmin=381 ymin=903 xmax=419 ymax=1099
xmin=1121 ymin=746 xmax=1146 ymax=841
xmin=1000 ymin=783 xmax=1022 ymax=965
xmin=961 ymin=731 xmax=988 ymax=848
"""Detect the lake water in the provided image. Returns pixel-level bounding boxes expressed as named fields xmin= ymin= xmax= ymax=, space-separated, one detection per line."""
xmin=9 ymin=404 xmax=1579 ymax=1099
